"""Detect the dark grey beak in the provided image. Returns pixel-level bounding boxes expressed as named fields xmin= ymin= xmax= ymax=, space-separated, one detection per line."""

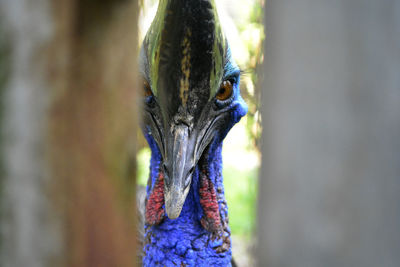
xmin=163 ymin=124 xmax=196 ymax=219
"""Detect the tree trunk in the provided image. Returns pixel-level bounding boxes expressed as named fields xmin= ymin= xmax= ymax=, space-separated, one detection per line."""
xmin=0 ymin=0 xmax=139 ymax=266
xmin=258 ymin=1 xmax=400 ymax=266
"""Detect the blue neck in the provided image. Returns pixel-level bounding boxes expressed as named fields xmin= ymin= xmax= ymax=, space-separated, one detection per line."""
xmin=142 ymin=139 xmax=232 ymax=266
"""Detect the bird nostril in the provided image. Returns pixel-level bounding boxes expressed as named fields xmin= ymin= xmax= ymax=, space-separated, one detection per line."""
xmin=184 ymin=166 xmax=195 ymax=188
xmin=188 ymin=166 xmax=195 ymax=175
xmin=162 ymin=163 xmax=169 ymax=179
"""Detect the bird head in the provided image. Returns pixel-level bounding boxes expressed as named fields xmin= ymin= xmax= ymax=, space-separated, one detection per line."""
xmin=140 ymin=0 xmax=247 ymax=220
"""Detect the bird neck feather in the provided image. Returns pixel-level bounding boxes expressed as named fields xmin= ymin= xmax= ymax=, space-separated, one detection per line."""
xmin=142 ymin=138 xmax=232 ymax=266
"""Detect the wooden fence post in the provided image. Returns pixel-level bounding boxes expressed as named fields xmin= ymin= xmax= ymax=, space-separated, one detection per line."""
xmin=0 ymin=1 xmax=139 ymax=266
xmin=258 ymin=1 xmax=400 ymax=266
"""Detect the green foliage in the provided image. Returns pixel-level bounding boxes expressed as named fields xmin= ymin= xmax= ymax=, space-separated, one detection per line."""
xmin=237 ymin=0 xmax=264 ymax=150
xmin=137 ymin=147 xmax=151 ymax=186
xmin=224 ymin=166 xmax=258 ymax=238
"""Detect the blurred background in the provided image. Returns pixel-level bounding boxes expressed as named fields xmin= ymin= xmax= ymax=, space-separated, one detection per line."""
xmin=0 ymin=0 xmax=399 ymax=267
xmin=258 ymin=1 xmax=400 ymax=266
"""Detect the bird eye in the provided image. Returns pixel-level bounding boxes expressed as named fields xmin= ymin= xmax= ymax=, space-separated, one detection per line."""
xmin=143 ymin=80 xmax=153 ymax=97
xmin=216 ymin=80 xmax=233 ymax=101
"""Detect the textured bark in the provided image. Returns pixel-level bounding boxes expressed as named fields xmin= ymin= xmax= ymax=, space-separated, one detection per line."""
xmin=0 ymin=0 xmax=139 ymax=266
xmin=258 ymin=1 xmax=400 ymax=267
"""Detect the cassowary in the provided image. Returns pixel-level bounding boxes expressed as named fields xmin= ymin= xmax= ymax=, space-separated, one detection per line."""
xmin=139 ymin=0 xmax=247 ymax=265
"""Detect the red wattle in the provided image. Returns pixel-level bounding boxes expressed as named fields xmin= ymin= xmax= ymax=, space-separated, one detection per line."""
xmin=199 ymin=169 xmax=222 ymax=233
xmin=145 ymin=172 xmax=165 ymax=225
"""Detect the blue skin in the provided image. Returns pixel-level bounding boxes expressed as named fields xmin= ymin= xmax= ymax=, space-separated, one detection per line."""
xmin=142 ymin=54 xmax=247 ymax=266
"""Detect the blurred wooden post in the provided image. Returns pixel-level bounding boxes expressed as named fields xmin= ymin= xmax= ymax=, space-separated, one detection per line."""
xmin=0 ymin=0 xmax=139 ymax=266
xmin=258 ymin=1 xmax=400 ymax=266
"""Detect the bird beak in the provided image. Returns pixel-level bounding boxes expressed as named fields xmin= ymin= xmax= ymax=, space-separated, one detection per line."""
xmin=163 ymin=124 xmax=195 ymax=219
